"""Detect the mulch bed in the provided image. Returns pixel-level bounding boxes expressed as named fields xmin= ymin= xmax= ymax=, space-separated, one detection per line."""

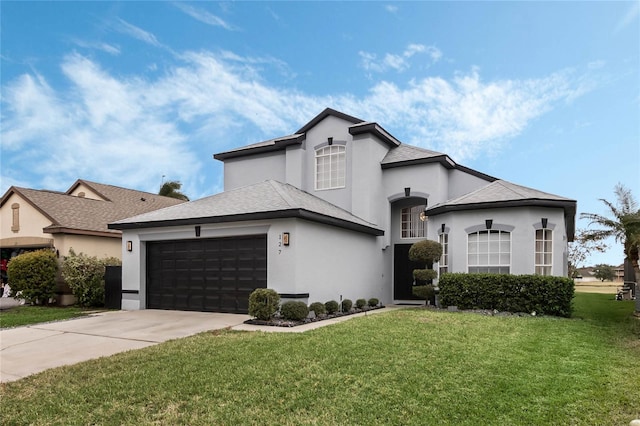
xmin=244 ymin=305 xmax=386 ymax=327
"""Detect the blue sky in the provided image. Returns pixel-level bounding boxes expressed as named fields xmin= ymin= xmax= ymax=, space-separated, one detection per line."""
xmin=1 ymin=1 xmax=638 ymax=267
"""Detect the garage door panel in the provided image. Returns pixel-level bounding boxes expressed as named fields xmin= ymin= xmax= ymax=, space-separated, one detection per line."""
xmin=146 ymin=235 xmax=267 ymax=313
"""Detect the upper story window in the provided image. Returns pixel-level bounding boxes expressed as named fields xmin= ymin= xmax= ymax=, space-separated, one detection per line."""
xmin=535 ymin=229 xmax=553 ymax=275
xmin=439 ymin=232 xmax=449 ymax=275
xmin=401 ymin=205 xmax=426 ymax=238
xmin=315 ymin=145 xmax=346 ymax=190
xmin=468 ymin=230 xmax=511 ymax=274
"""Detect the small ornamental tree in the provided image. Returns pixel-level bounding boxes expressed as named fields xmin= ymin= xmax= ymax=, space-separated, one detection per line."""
xmin=6 ymin=249 xmax=58 ymax=305
xmin=409 ymin=239 xmax=443 ymax=303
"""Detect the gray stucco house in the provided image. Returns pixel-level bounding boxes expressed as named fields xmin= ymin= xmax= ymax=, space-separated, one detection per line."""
xmin=110 ymin=108 xmax=576 ymax=313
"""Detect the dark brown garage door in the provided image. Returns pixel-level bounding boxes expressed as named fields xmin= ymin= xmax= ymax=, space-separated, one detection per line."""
xmin=146 ymin=235 xmax=267 ymax=313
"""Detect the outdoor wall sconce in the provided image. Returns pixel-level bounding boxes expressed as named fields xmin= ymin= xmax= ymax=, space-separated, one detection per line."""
xmin=419 ymin=199 xmax=429 ymax=222
xmin=441 ymin=223 xmax=446 ymax=233
xmin=283 ymin=232 xmax=290 ymax=246
xmin=404 ymin=187 xmax=411 ymax=197
xmin=541 ymin=218 xmax=548 ymax=229
xmin=485 ymin=219 xmax=493 ymax=230
xmin=328 ymin=137 xmax=333 ymax=145
xmin=195 ymin=225 xmax=201 ymax=237
xmin=126 ymin=241 xmax=133 ymax=252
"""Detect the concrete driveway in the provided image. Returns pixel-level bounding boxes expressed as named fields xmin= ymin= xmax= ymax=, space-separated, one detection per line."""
xmin=0 ymin=310 xmax=250 ymax=383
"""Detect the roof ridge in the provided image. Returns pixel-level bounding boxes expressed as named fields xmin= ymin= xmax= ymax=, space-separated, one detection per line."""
xmin=268 ymin=180 xmax=296 ymax=208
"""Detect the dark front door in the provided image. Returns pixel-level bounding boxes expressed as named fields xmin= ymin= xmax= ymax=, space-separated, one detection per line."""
xmin=146 ymin=235 xmax=267 ymax=313
xmin=393 ymin=244 xmax=423 ymax=300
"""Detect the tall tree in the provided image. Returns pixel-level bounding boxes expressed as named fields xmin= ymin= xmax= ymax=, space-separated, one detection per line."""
xmin=580 ymin=183 xmax=640 ymax=313
xmin=159 ymin=180 xmax=189 ymax=201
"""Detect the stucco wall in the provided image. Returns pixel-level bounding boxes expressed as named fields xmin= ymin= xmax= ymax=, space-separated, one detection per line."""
xmin=436 ymin=207 xmax=568 ymax=276
xmin=55 ymin=234 xmax=122 ymax=259
xmin=0 ymin=193 xmax=52 ymax=240
xmin=119 ymin=218 xmax=388 ymax=310
xmin=223 ymin=152 xmax=286 ymax=191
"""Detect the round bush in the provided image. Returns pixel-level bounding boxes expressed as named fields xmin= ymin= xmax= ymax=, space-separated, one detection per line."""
xmin=413 ymin=269 xmax=438 ymax=282
xmin=355 ymin=298 xmax=367 ymax=309
xmin=248 ymin=288 xmax=280 ymax=320
xmin=341 ymin=298 xmax=353 ymax=312
xmin=325 ymin=300 xmax=339 ymax=314
xmin=7 ymin=249 xmax=58 ymax=305
xmin=412 ymin=284 xmax=435 ymax=300
xmin=367 ymin=297 xmax=379 ymax=307
xmin=309 ymin=302 xmax=326 ymax=315
xmin=409 ymin=240 xmax=443 ymax=265
xmin=280 ymin=301 xmax=309 ymax=321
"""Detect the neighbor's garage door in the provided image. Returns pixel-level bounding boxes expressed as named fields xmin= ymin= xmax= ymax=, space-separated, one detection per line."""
xmin=146 ymin=235 xmax=267 ymax=313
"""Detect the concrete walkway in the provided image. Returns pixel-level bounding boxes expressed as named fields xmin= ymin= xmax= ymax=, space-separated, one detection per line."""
xmin=0 ymin=306 xmax=400 ymax=383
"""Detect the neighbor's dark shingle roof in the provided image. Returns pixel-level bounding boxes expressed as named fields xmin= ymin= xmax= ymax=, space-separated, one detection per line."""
xmin=110 ymin=180 xmax=384 ymax=236
xmin=1 ymin=180 xmax=185 ymax=237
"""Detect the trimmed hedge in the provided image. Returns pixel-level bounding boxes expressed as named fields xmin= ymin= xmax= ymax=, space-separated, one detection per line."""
xmin=341 ymin=299 xmax=353 ymax=312
xmin=355 ymin=298 xmax=367 ymax=309
xmin=438 ymin=273 xmax=574 ymax=317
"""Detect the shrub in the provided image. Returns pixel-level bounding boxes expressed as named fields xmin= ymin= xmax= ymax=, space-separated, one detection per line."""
xmin=341 ymin=298 xmax=353 ymax=312
xmin=309 ymin=302 xmax=326 ymax=316
xmin=412 ymin=284 xmax=435 ymax=301
xmin=408 ymin=240 xmax=443 ymax=267
xmin=248 ymin=288 xmax=280 ymax=320
xmin=6 ymin=249 xmax=58 ymax=305
xmin=325 ymin=300 xmax=339 ymax=314
xmin=280 ymin=301 xmax=309 ymax=321
xmin=61 ymin=249 xmax=121 ymax=307
xmin=367 ymin=298 xmax=379 ymax=307
xmin=413 ymin=269 xmax=438 ymax=282
xmin=438 ymin=273 xmax=574 ymax=317
xmin=355 ymin=298 xmax=367 ymax=309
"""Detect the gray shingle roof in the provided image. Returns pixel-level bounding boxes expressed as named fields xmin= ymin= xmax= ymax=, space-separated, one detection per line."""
xmin=381 ymin=144 xmax=447 ymax=165
xmin=436 ymin=180 xmax=574 ymax=207
xmin=110 ymin=180 xmax=384 ymax=236
xmin=1 ymin=180 xmax=185 ymax=236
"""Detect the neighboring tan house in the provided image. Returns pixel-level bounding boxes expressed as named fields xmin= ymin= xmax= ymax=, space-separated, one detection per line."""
xmin=110 ymin=108 xmax=577 ymax=314
xmin=1 ymin=180 xmax=185 ymax=302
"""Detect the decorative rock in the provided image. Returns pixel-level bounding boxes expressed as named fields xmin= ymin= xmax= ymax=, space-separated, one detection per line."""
xmin=629 ymin=419 xmax=640 ymax=426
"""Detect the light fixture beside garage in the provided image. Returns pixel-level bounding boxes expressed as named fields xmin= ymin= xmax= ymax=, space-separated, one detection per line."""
xmin=126 ymin=241 xmax=133 ymax=252
xmin=195 ymin=225 xmax=201 ymax=237
xmin=283 ymin=232 xmax=290 ymax=246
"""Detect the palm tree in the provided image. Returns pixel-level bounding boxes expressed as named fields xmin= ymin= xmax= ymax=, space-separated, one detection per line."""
xmin=580 ymin=183 xmax=640 ymax=313
xmin=158 ymin=180 xmax=189 ymax=201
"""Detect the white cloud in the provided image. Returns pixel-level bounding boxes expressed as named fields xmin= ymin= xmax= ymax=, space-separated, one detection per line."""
xmin=1 ymin=49 xmax=593 ymax=197
xmin=614 ymin=1 xmax=639 ymax=34
xmin=71 ymin=38 xmax=121 ymax=55
xmin=360 ymin=43 xmax=442 ymax=73
xmin=114 ymin=18 xmax=162 ymax=47
xmin=385 ymin=5 xmax=398 ymax=14
xmin=173 ymin=3 xmax=235 ymax=31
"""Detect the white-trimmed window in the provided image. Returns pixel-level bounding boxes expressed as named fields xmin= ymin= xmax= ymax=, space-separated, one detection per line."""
xmin=468 ymin=230 xmax=511 ymax=274
xmin=439 ymin=232 xmax=449 ymax=275
xmin=315 ymin=145 xmax=346 ymax=190
xmin=535 ymin=229 xmax=553 ymax=275
xmin=401 ymin=205 xmax=426 ymax=238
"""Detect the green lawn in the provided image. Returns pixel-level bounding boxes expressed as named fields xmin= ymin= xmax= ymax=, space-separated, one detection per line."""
xmin=0 ymin=305 xmax=90 ymax=328
xmin=1 ymin=293 xmax=638 ymax=425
